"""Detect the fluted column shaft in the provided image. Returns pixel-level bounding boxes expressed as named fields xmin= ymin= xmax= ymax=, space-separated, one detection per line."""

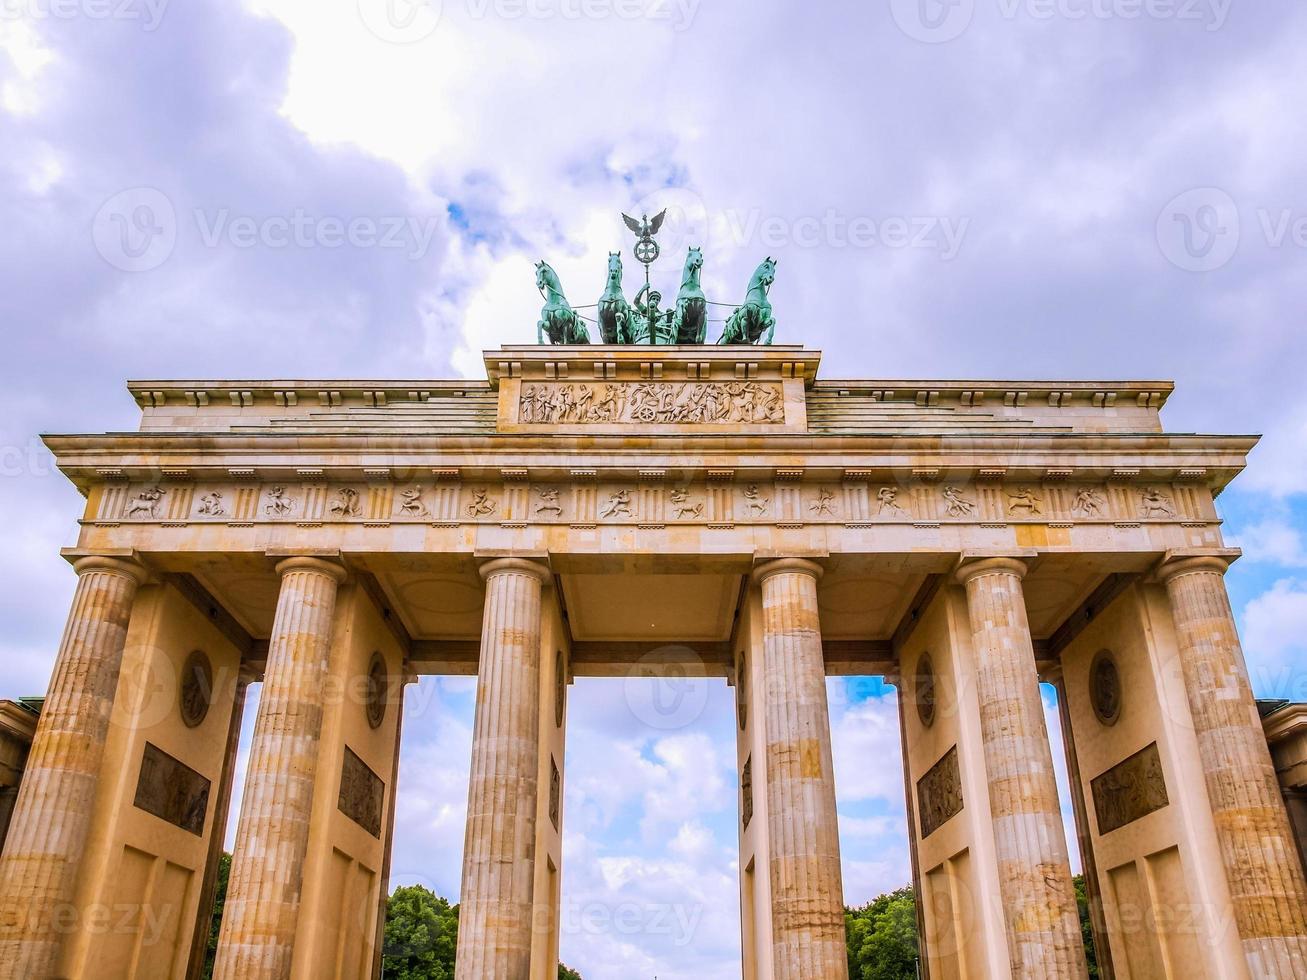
xmin=958 ymin=558 xmax=1086 ymax=978
xmin=212 ymin=557 xmax=346 ymax=980
xmin=0 ymin=555 xmax=147 ymax=979
xmin=1160 ymin=556 xmax=1307 ymax=977
xmin=754 ymin=559 xmax=848 ymax=980
xmin=455 ymin=558 xmax=550 ymax=980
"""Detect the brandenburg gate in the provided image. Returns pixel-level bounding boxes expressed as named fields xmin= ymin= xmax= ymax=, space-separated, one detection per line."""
xmin=1 ymin=342 xmax=1305 ymax=979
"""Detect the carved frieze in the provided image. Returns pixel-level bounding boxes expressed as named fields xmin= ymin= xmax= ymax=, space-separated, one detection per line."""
xmin=338 ymin=746 xmax=385 ymax=838
xmin=106 ymin=478 xmax=1207 ymax=528
xmin=917 ymin=745 xmax=963 ymax=838
xmin=133 ymin=742 xmax=210 ymax=836
xmin=1091 ymin=741 xmax=1169 ymax=834
xmin=518 ymin=381 xmax=785 ymax=425
xmin=126 ymin=486 xmax=165 ymax=518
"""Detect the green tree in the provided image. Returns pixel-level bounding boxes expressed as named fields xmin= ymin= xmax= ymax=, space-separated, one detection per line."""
xmin=201 ymin=851 xmax=231 ymax=980
xmin=381 ymin=885 xmax=459 ymax=980
xmin=845 ymin=886 xmax=919 ymax=980
xmin=378 ymin=885 xmax=583 ymax=979
xmin=1073 ymin=874 xmax=1100 ymax=979
xmin=845 ymin=878 xmax=1101 ymax=978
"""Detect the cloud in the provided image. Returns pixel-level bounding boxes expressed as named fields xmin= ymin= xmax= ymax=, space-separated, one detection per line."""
xmin=1229 ymin=518 xmax=1307 ymax=567
xmin=831 ymin=690 xmax=907 ymax=808
xmin=1243 ymin=579 xmax=1307 ymax=701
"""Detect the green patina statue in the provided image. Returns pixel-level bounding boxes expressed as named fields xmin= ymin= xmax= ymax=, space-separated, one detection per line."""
xmin=597 ymin=252 xmax=634 ymax=344
xmin=719 ymin=257 xmax=778 ymax=346
xmin=671 ymin=246 xmax=707 ymax=345
xmin=536 ymin=260 xmax=590 ymax=345
xmin=631 ymin=284 xmax=676 ymax=344
xmin=535 ymin=212 xmax=778 ymax=345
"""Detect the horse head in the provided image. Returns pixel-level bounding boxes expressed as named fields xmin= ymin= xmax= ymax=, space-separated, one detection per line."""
xmin=682 ymin=246 xmax=704 ymax=285
xmin=606 ymin=251 xmax=623 ymax=288
xmin=536 ymin=260 xmax=561 ymax=299
xmin=753 ymin=257 xmax=777 ymax=293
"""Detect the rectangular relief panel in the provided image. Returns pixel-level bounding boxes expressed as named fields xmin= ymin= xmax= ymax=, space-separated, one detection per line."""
xmin=917 ymin=745 xmax=964 ymax=839
xmin=132 ymin=742 xmax=210 ymax=836
xmin=517 ymin=381 xmax=786 ymax=426
xmin=1091 ymin=742 xmax=1169 ymax=834
xmin=338 ymin=745 xmax=385 ymax=838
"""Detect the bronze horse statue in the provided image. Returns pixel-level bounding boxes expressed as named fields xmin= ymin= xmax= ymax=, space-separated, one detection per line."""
xmin=536 ymin=261 xmax=590 ymax=345
xmin=596 ymin=252 xmax=633 ymax=344
xmin=671 ymin=247 xmax=707 ymax=345
xmin=719 ymin=257 xmax=777 ymax=346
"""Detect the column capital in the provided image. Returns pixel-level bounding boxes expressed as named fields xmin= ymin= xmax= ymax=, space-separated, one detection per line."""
xmin=751 ymin=557 xmax=824 ymax=585
xmin=274 ymin=555 xmax=347 ymax=583
xmin=1154 ymin=553 xmax=1232 ymax=584
xmin=478 ymin=557 xmax=552 ymax=584
xmin=71 ymin=554 xmax=149 ymax=586
xmin=954 ymin=555 xmax=1028 ymax=586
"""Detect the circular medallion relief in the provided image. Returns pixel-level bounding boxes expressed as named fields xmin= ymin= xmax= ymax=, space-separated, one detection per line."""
xmin=1090 ymin=650 xmax=1122 ymax=726
xmin=179 ymin=650 xmax=213 ymax=729
xmin=554 ymin=651 xmax=566 ymax=728
xmin=366 ymin=653 xmax=388 ymax=730
xmin=915 ymin=653 xmax=937 ymax=728
xmin=737 ymin=656 xmax=748 ymax=731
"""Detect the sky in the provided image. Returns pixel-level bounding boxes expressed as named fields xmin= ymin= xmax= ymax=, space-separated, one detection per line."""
xmin=3 ymin=0 xmax=1307 ymax=976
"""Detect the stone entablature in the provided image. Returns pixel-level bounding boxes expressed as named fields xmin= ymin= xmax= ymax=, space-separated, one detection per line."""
xmin=122 ymin=345 xmax=1178 ymax=436
xmin=86 ymin=475 xmax=1217 ymax=530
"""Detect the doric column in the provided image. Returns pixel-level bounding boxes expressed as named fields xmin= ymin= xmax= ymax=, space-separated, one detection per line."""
xmin=1159 ymin=556 xmax=1307 ymax=977
xmin=212 ymin=557 xmax=347 ymax=980
xmin=753 ymin=558 xmax=848 ymax=980
xmin=0 ymin=555 xmax=147 ymax=979
xmin=455 ymin=558 xmax=551 ymax=980
xmin=956 ymin=557 xmax=1086 ymax=978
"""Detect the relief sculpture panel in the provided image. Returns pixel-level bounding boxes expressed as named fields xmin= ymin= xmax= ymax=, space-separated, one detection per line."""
xmin=518 ymin=381 xmax=785 ymax=425
xmin=917 ymin=745 xmax=964 ymax=838
xmin=1091 ymin=741 xmax=1169 ymax=834
xmin=133 ymin=742 xmax=211 ymax=837
xmin=338 ymin=746 xmax=385 ymax=838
